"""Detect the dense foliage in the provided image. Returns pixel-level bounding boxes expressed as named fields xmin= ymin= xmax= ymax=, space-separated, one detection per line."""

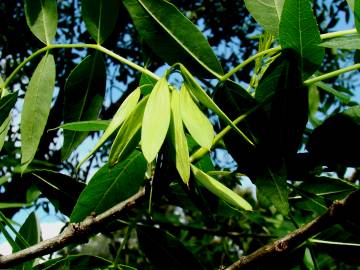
xmin=0 ymin=0 xmax=359 ymax=269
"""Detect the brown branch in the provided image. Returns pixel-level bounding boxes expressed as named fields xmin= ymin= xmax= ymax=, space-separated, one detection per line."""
xmin=225 ymin=189 xmax=360 ymax=270
xmin=0 ymin=187 xmax=146 ymax=268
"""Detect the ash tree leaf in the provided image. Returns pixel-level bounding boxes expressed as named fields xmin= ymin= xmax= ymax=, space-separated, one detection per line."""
xmin=0 ymin=92 xmax=17 ymax=125
xmin=53 ymin=120 xmax=110 ymax=132
xmin=21 ymin=53 xmax=56 ymax=173
xmin=141 ymin=77 xmax=170 ymax=163
xmin=109 ymin=96 xmax=148 ymax=166
xmin=191 ymin=165 xmax=253 ymax=211
xmin=82 ymin=0 xmax=120 ymax=44
xmin=79 ymin=87 xmax=140 ymax=168
xmin=24 ymin=0 xmax=58 ymax=44
xmin=70 ymin=150 xmax=147 ymax=223
xmin=62 ymin=53 xmax=106 ymax=160
xmin=244 ymin=0 xmax=284 ymax=36
xmin=137 ymin=225 xmax=206 ymax=270
xmin=123 ymin=0 xmax=223 ymax=78
xmin=320 ymin=34 xmax=360 ymax=50
xmin=279 ymin=0 xmax=324 ymax=79
xmin=169 ymin=90 xmax=190 ymax=184
xmin=180 ymin=85 xmax=214 ymax=150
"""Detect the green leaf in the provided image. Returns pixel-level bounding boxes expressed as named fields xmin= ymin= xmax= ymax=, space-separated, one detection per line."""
xmin=347 ymin=0 xmax=354 ymax=10
xmin=24 ymin=0 xmax=58 ymax=44
xmin=21 ymin=53 xmax=56 ymax=173
xmin=51 ymin=120 xmax=110 ymax=131
xmin=137 ymin=225 xmax=205 ymax=270
xmin=314 ymin=82 xmax=350 ymax=104
xmin=141 ymin=76 xmax=170 ymax=163
xmin=0 ymin=92 xmax=17 ymax=125
xmin=319 ymin=34 xmax=360 ymax=50
xmin=355 ymin=0 xmax=360 ymax=32
xmin=279 ymin=0 xmax=324 ymax=79
xmin=179 ymin=85 xmax=213 ymax=150
xmin=70 ymin=150 xmax=146 ymax=222
xmin=169 ymin=90 xmax=190 ymax=184
xmin=244 ymin=0 xmax=284 ymax=36
xmin=0 ymin=202 xmax=32 ymax=209
xmin=79 ymin=88 xmax=141 ymax=168
xmin=31 ymin=170 xmax=86 ymax=216
xmin=109 ymin=96 xmax=148 ymax=166
xmin=0 ymin=114 xmax=11 ymax=153
xmin=303 ymin=248 xmax=315 ymax=270
xmin=14 ymin=212 xmax=40 ymax=270
xmin=180 ymin=65 xmax=254 ymax=147
xmin=123 ymin=0 xmax=223 ymax=78
xmin=62 ymin=53 xmax=106 ymax=160
xmin=191 ymin=165 xmax=253 ymax=211
xmin=82 ymin=0 xmax=120 ymax=44
xmin=33 ymin=255 xmax=112 ymax=270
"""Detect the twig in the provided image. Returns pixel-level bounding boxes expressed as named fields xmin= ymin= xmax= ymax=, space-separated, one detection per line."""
xmin=225 ymin=189 xmax=360 ymax=270
xmin=0 ymin=187 xmax=146 ymax=268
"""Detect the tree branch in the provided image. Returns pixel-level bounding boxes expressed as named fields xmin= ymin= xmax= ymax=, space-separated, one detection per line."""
xmin=225 ymin=189 xmax=360 ymax=270
xmin=0 ymin=187 xmax=146 ymax=268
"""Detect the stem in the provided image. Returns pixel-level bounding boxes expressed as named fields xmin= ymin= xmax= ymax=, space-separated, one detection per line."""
xmin=320 ymin=28 xmax=357 ymax=39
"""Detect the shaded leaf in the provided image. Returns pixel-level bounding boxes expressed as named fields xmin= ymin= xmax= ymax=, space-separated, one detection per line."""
xmin=191 ymin=165 xmax=253 ymax=211
xmin=82 ymin=0 xmax=120 ymax=44
xmin=71 ymin=150 xmax=146 ymax=222
xmin=356 ymin=0 xmax=360 ymax=32
xmin=123 ymin=0 xmax=222 ymax=78
xmin=244 ymin=0 xmax=284 ymax=36
xmin=33 ymin=255 xmax=112 ymax=270
xmin=0 ymin=92 xmax=17 ymax=125
xmin=62 ymin=53 xmax=106 ymax=160
xmin=279 ymin=0 xmax=324 ymax=79
xmin=21 ymin=53 xmax=56 ymax=173
xmin=53 ymin=120 xmax=110 ymax=131
xmin=0 ymin=114 xmax=11 ymax=153
xmin=109 ymin=96 xmax=148 ymax=166
xmin=141 ymin=77 xmax=170 ymax=163
xmin=137 ymin=225 xmax=205 ymax=270
xmin=320 ymin=34 xmax=360 ymax=50
xmin=24 ymin=0 xmax=58 ymax=44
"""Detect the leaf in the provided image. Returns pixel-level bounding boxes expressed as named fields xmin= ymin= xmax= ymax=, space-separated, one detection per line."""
xmin=0 ymin=202 xmax=32 ymax=209
xmin=70 ymin=150 xmax=147 ymax=222
xmin=244 ymin=0 xmax=284 ymax=36
xmin=21 ymin=53 xmax=56 ymax=173
xmin=0 ymin=92 xmax=17 ymax=125
xmin=82 ymin=0 xmax=120 ymax=44
xmin=14 ymin=212 xmax=40 ymax=270
xmin=79 ymin=88 xmax=141 ymax=168
xmin=347 ymin=0 xmax=354 ymax=10
xmin=109 ymin=96 xmax=148 ymax=166
xmin=191 ymin=165 xmax=253 ymax=211
xmin=24 ymin=0 xmax=58 ymax=44
xmin=319 ymin=34 xmax=360 ymax=50
xmin=314 ymin=82 xmax=350 ymax=104
xmin=303 ymin=248 xmax=315 ymax=270
xmin=141 ymin=77 xmax=170 ymax=163
xmin=307 ymin=105 xmax=360 ymax=166
xmin=31 ymin=170 xmax=86 ymax=216
xmin=123 ymin=0 xmax=222 ymax=78
xmin=279 ymin=0 xmax=324 ymax=79
xmin=52 ymin=120 xmax=110 ymax=131
xmin=169 ymin=90 xmax=190 ymax=184
xmin=33 ymin=255 xmax=112 ymax=270
xmin=62 ymin=53 xmax=106 ymax=160
xmin=137 ymin=225 xmax=205 ymax=270
xmin=355 ymin=0 xmax=360 ymax=32
xmin=0 ymin=114 xmax=11 ymax=153
xmin=180 ymin=65 xmax=254 ymax=147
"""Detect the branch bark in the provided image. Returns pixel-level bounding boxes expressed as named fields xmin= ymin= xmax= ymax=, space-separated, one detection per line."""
xmin=0 ymin=187 xmax=146 ymax=268
xmin=225 ymin=189 xmax=360 ymax=270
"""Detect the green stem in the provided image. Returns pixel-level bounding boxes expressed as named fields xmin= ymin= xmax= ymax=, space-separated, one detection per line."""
xmin=320 ymin=28 xmax=357 ymax=39
xmin=113 ymin=225 xmax=134 ymax=268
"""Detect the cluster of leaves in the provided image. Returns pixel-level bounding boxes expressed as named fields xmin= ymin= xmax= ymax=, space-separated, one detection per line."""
xmin=0 ymin=0 xmax=359 ymax=269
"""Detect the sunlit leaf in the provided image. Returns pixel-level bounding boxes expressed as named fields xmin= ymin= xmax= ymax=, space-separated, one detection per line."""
xmin=82 ymin=0 xmax=120 ymax=44
xmin=21 ymin=53 xmax=56 ymax=173
xmin=123 ymin=0 xmax=223 ymax=78
xmin=24 ymin=0 xmax=58 ymax=44
xmin=70 ymin=150 xmax=146 ymax=222
xmin=52 ymin=120 xmax=110 ymax=131
xmin=141 ymin=77 xmax=170 ymax=163
xmin=62 ymin=53 xmax=106 ymax=160
xmin=320 ymin=34 xmax=360 ymax=49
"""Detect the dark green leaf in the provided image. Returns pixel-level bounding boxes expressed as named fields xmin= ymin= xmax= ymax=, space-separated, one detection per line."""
xmin=33 ymin=255 xmax=112 ymax=270
xmin=24 ymin=0 xmax=58 ymax=44
xmin=137 ymin=225 xmax=205 ymax=270
xmin=31 ymin=170 xmax=86 ymax=216
xmin=320 ymin=34 xmax=360 ymax=50
xmin=62 ymin=53 xmax=106 ymax=160
xmin=70 ymin=150 xmax=146 ymax=222
xmin=53 ymin=120 xmax=110 ymax=131
xmin=21 ymin=53 xmax=56 ymax=173
xmin=279 ymin=0 xmax=324 ymax=79
xmin=82 ymin=0 xmax=120 ymax=44
xmin=123 ymin=0 xmax=223 ymax=78
xmin=244 ymin=0 xmax=284 ymax=36
xmin=355 ymin=0 xmax=360 ymax=32
xmin=0 ymin=92 xmax=17 ymax=125
xmin=0 ymin=114 xmax=11 ymax=153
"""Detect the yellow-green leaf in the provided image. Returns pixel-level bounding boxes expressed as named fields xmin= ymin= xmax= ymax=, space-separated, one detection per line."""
xmin=141 ymin=77 xmax=170 ymax=163
xmin=170 ymin=90 xmax=190 ymax=184
xmin=180 ymin=85 xmax=213 ymax=150
xmin=191 ymin=165 xmax=253 ymax=211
